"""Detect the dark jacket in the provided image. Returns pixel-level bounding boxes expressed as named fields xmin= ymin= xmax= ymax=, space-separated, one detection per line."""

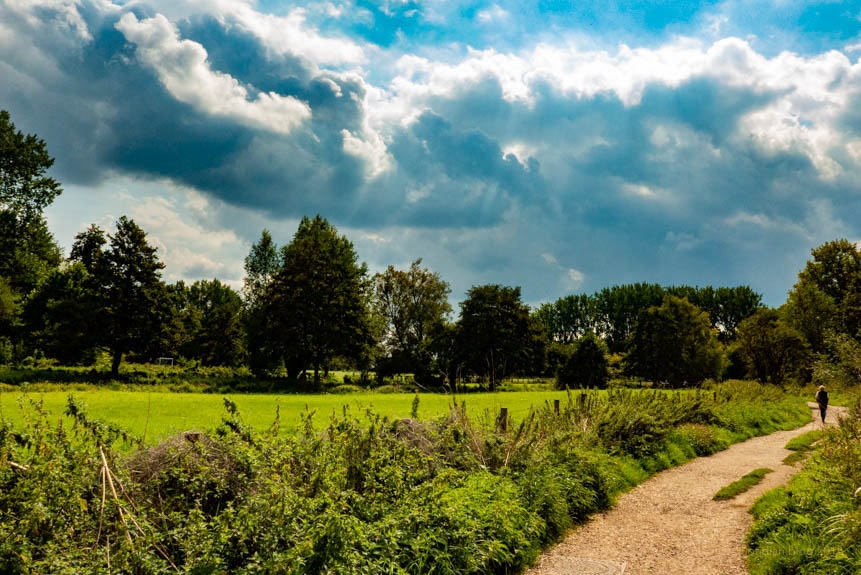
xmin=815 ymin=390 xmax=829 ymax=407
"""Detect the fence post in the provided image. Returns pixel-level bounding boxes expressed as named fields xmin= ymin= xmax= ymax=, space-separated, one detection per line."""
xmin=554 ymin=399 xmax=560 ymax=415
xmin=498 ymin=407 xmax=508 ymax=432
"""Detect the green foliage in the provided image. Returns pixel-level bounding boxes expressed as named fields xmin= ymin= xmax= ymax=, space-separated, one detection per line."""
xmin=70 ymin=217 xmax=175 ymax=376
xmin=791 ymin=238 xmax=861 ymax=343
xmin=713 ymin=468 xmax=773 ymax=501
xmin=21 ymin=263 xmax=99 ymax=365
xmin=534 ymin=294 xmax=598 ymax=345
xmin=0 ymin=110 xmax=63 ymax=297
xmin=733 ymin=308 xmax=810 ymax=385
xmin=674 ymin=423 xmax=729 ymax=456
xmin=0 ymin=381 xmax=811 ymax=573
xmin=624 ymin=295 xmax=725 ymax=387
xmin=747 ymin=400 xmax=861 ymax=575
xmin=457 ymin=284 xmax=536 ymax=390
xmin=813 ymin=331 xmax=861 ymax=388
xmin=258 ymin=215 xmax=374 ymax=385
xmin=174 ymin=279 xmax=246 ymax=366
xmin=556 ymin=332 xmax=609 ymax=389
xmin=0 ymin=110 xmax=62 ymax=223
xmin=373 ymin=259 xmax=452 ymax=382
xmin=242 ymin=228 xmax=281 ymax=306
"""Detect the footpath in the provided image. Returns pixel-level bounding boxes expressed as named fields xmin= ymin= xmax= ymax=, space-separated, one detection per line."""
xmin=525 ymin=402 xmax=847 ymax=575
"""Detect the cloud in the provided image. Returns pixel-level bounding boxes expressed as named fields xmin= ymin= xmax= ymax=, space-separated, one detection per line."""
xmin=5 ymin=0 xmax=861 ymax=306
xmin=116 ymin=13 xmax=311 ymax=135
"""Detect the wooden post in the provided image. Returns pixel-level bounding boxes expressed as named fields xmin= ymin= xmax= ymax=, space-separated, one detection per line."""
xmin=554 ymin=399 xmax=560 ymax=415
xmin=579 ymin=393 xmax=587 ymax=408
xmin=498 ymin=407 xmax=508 ymax=432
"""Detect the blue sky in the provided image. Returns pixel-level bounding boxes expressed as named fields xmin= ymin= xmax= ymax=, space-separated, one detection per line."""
xmin=2 ymin=0 xmax=861 ymax=307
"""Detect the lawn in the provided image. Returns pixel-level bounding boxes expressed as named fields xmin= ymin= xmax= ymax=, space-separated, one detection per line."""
xmin=0 ymin=387 xmax=581 ymax=444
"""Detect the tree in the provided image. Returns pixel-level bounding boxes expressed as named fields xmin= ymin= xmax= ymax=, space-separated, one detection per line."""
xmin=534 ymin=293 xmax=597 ymax=344
xmin=0 ymin=110 xmax=62 ymax=223
xmin=712 ymin=286 xmax=762 ymax=340
xmin=734 ymin=309 xmax=809 ymax=385
xmin=21 ymin=263 xmax=99 ymax=364
xmin=796 ymin=239 xmax=861 ymax=336
xmin=71 ymin=217 xmax=174 ymax=376
xmin=261 ymin=215 xmax=372 ymax=385
xmin=624 ymin=295 xmax=724 ymax=387
xmin=557 ymin=332 xmax=609 ymax=389
xmin=781 ymin=281 xmax=839 ymax=353
xmin=457 ymin=284 xmax=534 ymax=391
xmin=372 ymin=259 xmax=451 ymax=380
xmin=177 ymin=279 xmax=246 ymax=366
xmin=0 ymin=277 xmax=17 ymax=360
xmin=242 ymin=229 xmax=280 ymax=306
xmin=0 ymin=110 xmax=63 ymax=295
xmin=594 ymin=283 xmax=666 ymax=352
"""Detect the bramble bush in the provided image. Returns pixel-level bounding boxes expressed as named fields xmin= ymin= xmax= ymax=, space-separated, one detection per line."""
xmin=0 ymin=382 xmax=810 ymax=573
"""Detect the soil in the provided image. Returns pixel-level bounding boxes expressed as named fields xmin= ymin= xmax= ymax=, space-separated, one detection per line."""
xmin=525 ymin=402 xmax=847 ymax=575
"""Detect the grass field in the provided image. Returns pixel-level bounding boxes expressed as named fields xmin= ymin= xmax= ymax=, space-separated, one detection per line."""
xmin=0 ymin=388 xmax=582 ymax=444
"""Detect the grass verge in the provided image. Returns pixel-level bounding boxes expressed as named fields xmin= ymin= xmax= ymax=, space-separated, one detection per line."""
xmin=713 ymin=468 xmax=773 ymax=501
xmin=781 ymin=429 xmax=825 ymax=465
xmin=747 ymin=400 xmax=861 ymax=575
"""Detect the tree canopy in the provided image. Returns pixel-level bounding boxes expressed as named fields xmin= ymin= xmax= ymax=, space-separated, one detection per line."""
xmin=257 ymin=215 xmax=373 ymax=385
xmin=625 ymin=295 xmax=724 ymax=387
xmin=457 ymin=284 xmax=535 ymax=391
xmin=71 ymin=217 xmax=173 ymax=376
xmin=373 ymin=259 xmax=451 ymax=380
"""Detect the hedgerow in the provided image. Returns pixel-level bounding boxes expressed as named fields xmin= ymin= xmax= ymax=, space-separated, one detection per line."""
xmin=0 ymin=383 xmax=808 ymax=574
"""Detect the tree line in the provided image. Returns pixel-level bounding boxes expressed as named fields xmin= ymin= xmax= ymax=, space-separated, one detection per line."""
xmin=1 ymin=109 xmax=858 ymax=388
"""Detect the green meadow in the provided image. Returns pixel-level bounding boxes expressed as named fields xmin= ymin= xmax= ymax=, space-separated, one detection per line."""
xmin=0 ymin=388 xmax=581 ymax=443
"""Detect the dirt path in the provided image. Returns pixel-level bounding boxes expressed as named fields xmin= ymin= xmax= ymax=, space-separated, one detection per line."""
xmin=525 ymin=403 xmax=848 ymax=575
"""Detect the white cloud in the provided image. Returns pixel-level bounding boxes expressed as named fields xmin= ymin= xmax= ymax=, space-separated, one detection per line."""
xmin=567 ymin=268 xmax=585 ymax=285
xmin=382 ymin=36 xmax=861 ymax=181
xmin=477 ymin=5 xmax=509 ymax=24
xmin=116 ymin=13 xmax=311 ymax=134
xmin=541 ymin=252 xmax=558 ymax=265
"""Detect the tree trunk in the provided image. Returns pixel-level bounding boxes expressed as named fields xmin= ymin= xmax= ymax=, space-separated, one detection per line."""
xmin=111 ymin=349 xmax=122 ymax=378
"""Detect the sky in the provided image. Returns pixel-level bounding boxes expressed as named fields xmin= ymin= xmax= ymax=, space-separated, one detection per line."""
xmin=2 ymin=0 xmax=861 ymax=307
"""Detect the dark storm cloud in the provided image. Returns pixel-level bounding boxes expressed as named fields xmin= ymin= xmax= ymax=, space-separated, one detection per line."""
xmin=4 ymin=0 xmax=861 ymax=306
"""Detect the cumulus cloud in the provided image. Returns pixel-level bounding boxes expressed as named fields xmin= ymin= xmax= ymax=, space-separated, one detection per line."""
xmin=6 ymin=0 xmax=861 ymax=305
xmin=116 ymin=13 xmax=311 ymax=135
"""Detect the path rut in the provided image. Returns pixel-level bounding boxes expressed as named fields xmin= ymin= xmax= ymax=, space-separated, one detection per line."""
xmin=525 ymin=403 xmax=847 ymax=575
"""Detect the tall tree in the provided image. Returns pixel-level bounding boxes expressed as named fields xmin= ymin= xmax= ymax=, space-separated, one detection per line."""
xmin=557 ymin=332 xmax=609 ymax=389
xmin=178 ymin=279 xmax=246 ymax=366
xmin=242 ymin=229 xmax=280 ymax=306
xmin=372 ymin=259 xmax=451 ymax=379
xmin=625 ymin=295 xmax=724 ymax=387
xmin=534 ymin=293 xmax=597 ymax=344
xmin=782 ymin=281 xmax=839 ymax=353
xmin=457 ymin=284 xmax=534 ymax=391
xmin=21 ymin=263 xmax=99 ymax=364
xmin=262 ymin=216 xmax=372 ymax=385
xmin=734 ymin=309 xmax=809 ymax=385
xmin=594 ymin=283 xmax=666 ymax=352
xmin=71 ymin=217 xmax=173 ymax=376
xmin=0 ymin=110 xmax=63 ymax=295
xmin=796 ymin=239 xmax=861 ymax=336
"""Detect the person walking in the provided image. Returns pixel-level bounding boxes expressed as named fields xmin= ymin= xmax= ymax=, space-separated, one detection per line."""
xmin=815 ymin=385 xmax=829 ymax=424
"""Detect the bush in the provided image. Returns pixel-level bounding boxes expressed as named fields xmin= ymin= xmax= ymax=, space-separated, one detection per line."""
xmin=0 ymin=383 xmax=813 ymax=574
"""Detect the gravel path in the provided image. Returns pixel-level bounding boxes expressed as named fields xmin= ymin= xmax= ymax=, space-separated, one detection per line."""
xmin=525 ymin=403 xmax=847 ymax=575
